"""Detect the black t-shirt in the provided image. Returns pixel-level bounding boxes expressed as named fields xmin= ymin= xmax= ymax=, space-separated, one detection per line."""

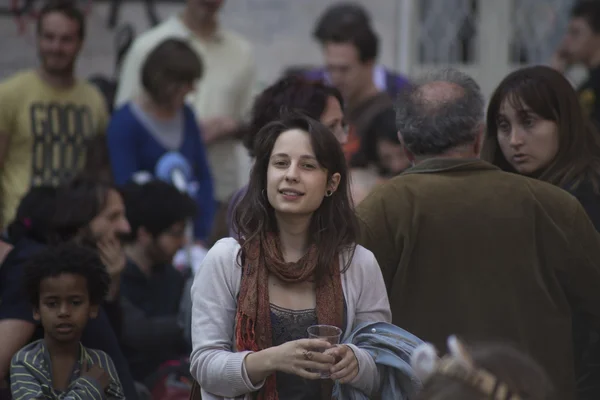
xmin=119 ymin=260 xmax=186 ymax=381
xmin=578 ymin=66 xmax=600 ymax=129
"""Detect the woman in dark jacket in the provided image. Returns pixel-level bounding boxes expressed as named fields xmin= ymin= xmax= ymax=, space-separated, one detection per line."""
xmin=483 ymin=65 xmax=600 ymax=399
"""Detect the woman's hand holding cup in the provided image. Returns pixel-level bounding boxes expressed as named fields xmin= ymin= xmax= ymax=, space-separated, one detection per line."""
xmin=268 ymin=339 xmax=336 ymax=379
xmin=325 ymin=345 xmax=359 ymax=383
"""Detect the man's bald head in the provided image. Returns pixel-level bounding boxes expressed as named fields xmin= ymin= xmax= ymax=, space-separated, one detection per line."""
xmin=396 ymin=69 xmax=485 ymax=157
xmin=419 ymin=81 xmax=466 ymax=106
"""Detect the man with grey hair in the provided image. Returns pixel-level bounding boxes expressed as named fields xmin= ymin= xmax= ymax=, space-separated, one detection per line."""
xmin=395 ymin=68 xmax=485 ymax=161
xmin=356 ymin=68 xmax=600 ymax=400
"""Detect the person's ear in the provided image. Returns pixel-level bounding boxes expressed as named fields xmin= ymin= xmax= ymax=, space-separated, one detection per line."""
xmin=138 ymin=226 xmax=153 ymax=246
xmin=473 ymin=124 xmax=485 ymax=157
xmin=89 ymin=304 xmax=99 ymax=319
xmin=398 ymin=131 xmax=416 ymax=165
xmin=33 ymin=308 xmax=41 ymax=321
xmin=326 ymin=173 xmax=341 ymax=196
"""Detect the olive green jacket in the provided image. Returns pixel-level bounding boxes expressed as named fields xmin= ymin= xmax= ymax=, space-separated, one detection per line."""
xmin=356 ymin=158 xmax=600 ymax=400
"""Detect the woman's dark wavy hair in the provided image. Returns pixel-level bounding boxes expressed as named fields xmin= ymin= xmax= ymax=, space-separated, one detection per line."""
xmin=49 ymin=174 xmax=114 ymax=244
xmin=483 ymin=65 xmax=600 ymax=193
xmin=243 ymin=75 xmax=344 ymax=157
xmin=234 ymin=113 xmax=356 ymax=280
xmin=6 ymin=186 xmax=58 ymax=245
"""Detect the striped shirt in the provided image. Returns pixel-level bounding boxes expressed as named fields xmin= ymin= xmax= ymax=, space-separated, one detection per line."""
xmin=10 ymin=339 xmax=125 ymax=400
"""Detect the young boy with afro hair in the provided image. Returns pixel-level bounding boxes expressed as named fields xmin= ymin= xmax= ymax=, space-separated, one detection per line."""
xmin=10 ymin=242 xmax=125 ymax=399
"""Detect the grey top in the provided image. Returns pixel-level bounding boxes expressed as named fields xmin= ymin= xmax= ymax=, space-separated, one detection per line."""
xmin=130 ymin=101 xmax=184 ymax=150
xmin=190 ymin=238 xmax=392 ymax=400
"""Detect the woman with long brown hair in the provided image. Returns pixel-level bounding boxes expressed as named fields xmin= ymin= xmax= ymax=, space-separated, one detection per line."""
xmin=483 ymin=65 xmax=600 ymax=398
xmin=224 ymin=75 xmax=347 ymax=240
xmin=483 ymin=65 xmax=600 ymax=228
xmin=189 ymin=113 xmax=391 ymax=400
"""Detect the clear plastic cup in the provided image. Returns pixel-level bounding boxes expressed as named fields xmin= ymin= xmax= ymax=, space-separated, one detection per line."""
xmin=307 ymin=325 xmax=342 ymax=378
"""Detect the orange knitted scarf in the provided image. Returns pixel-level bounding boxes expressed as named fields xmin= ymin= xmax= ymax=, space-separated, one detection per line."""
xmin=235 ymin=233 xmax=344 ymax=399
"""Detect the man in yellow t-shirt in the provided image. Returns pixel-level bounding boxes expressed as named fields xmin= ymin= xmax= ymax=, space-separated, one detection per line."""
xmin=0 ymin=1 xmax=108 ymax=229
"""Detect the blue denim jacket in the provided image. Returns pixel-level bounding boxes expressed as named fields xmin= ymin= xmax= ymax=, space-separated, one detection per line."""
xmin=333 ymin=322 xmax=423 ymax=400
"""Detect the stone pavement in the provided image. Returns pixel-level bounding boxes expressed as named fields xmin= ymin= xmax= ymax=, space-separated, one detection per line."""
xmin=0 ymin=0 xmax=402 ymax=87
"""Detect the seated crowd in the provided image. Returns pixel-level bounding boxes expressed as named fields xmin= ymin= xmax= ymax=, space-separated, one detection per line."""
xmin=3 ymin=1 xmax=600 ymax=400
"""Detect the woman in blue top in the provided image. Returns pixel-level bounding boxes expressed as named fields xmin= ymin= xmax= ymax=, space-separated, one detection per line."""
xmin=107 ymin=38 xmax=215 ymax=242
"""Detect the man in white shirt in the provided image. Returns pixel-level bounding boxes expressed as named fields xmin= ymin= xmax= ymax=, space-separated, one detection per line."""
xmin=115 ymin=0 xmax=256 ymax=204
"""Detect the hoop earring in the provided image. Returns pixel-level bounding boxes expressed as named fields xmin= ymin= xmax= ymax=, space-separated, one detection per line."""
xmin=325 ymin=190 xmax=333 ymax=197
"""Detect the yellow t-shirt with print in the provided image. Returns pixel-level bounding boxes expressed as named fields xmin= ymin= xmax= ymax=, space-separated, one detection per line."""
xmin=0 ymin=70 xmax=108 ymax=228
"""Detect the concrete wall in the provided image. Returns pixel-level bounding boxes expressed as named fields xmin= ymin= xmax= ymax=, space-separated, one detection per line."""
xmin=0 ymin=0 xmax=402 ymax=86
